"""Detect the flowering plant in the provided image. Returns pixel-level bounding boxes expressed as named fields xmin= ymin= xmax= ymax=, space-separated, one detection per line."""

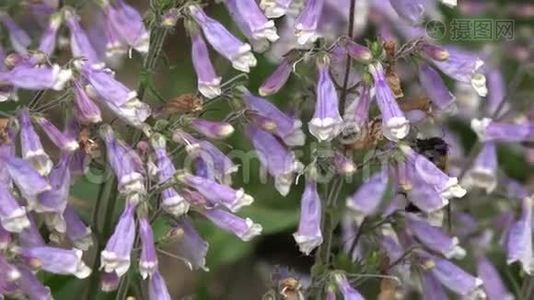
xmin=0 ymin=0 xmax=533 ymax=299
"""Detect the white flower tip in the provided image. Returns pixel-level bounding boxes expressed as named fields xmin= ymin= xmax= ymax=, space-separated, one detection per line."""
xmin=240 ymin=219 xmax=262 ymax=241
xmin=471 ymin=73 xmax=488 ymax=97
xmin=383 ymin=117 xmax=410 ymax=141
xmin=231 ymin=192 xmax=254 ymax=212
xmin=308 ymin=117 xmax=343 ymax=141
xmin=74 ymin=263 xmax=92 ymax=279
xmin=53 ymin=68 xmax=73 ymax=90
xmin=470 ymin=118 xmax=491 ymax=140
xmin=199 ymin=79 xmax=222 ymax=99
xmin=293 ymin=233 xmax=323 ymax=255
xmin=218 ymin=124 xmax=235 ymax=138
xmin=440 ymin=0 xmax=457 ymax=7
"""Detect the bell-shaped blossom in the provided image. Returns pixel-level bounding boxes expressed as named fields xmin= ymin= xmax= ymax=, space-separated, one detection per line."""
xmin=422 ymin=254 xmax=484 ymax=298
xmin=148 ymin=271 xmax=172 ymax=300
xmin=139 ymin=216 xmax=158 ymax=279
xmin=421 ymin=271 xmax=449 ymax=300
xmin=38 ymin=12 xmax=62 ymax=56
xmin=471 ymin=117 xmax=534 ymax=143
xmin=101 ymin=0 xmax=150 ymax=53
xmin=73 ymin=79 xmax=102 ymax=124
xmin=222 ymin=0 xmax=271 ymax=52
xmin=19 ymin=109 xmax=53 ymax=175
xmin=172 ymin=217 xmax=209 ymax=271
xmin=64 ymin=9 xmax=102 ymax=67
xmin=389 ymin=0 xmax=424 ymax=24
xmin=430 ymin=46 xmax=487 ymax=97
xmin=486 ymin=69 xmax=507 ymax=117
xmin=62 ymin=205 xmax=93 ymax=250
xmin=19 ymin=246 xmax=91 ymax=278
xmin=190 ymin=118 xmax=234 ymax=140
xmin=343 ymin=85 xmax=371 ymax=140
xmin=369 ymin=63 xmax=409 ymax=141
xmin=189 ymin=5 xmax=256 ymax=73
xmin=346 ymin=170 xmax=388 ymax=224
xmin=178 ymin=173 xmax=253 ymax=212
xmin=200 ymin=208 xmax=262 ymax=241
xmin=188 ymin=23 xmax=222 ymax=99
xmin=100 ymin=125 xmax=145 ymax=195
xmin=82 ymin=67 xmax=137 ymax=107
xmin=246 ymin=124 xmax=303 ymax=196
xmin=462 ymin=142 xmax=498 ymax=193
xmin=477 ymin=256 xmax=514 ymax=300
xmin=260 ymin=0 xmax=293 ymax=18
xmin=399 ymin=144 xmax=466 ymax=200
xmin=227 ymin=0 xmax=279 ymax=42
xmin=151 ymin=134 xmax=190 ymax=216
xmin=506 ymin=196 xmax=534 ymax=274
xmin=0 ymin=183 xmax=30 ymax=233
xmin=259 ymin=58 xmax=292 ymax=96
xmin=334 ymin=273 xmax=365 ymax=300
xmin=294 ymin=0 xmax=325 ymax=45
xmin=16 ymin=265 xmax=52 ymax=300
xmin=406 ymin=213 xmax=465 ymax=259
xmin=0 ymin=63 xmax=72 ymax=91
xmin=243 ymin=88 xmax=305 ymax=146
xmin=100 ymin=202 xmax=136 ymax=277
xmin=418 ymin=63 xmax=456 ymax=112
xmin=309 ymin=57 xmax=343 ymax=141
xmin=35 ymin=117 xmax=79 ymax=153
xmin=293 ymin=180 xmax=323 ymax=255
xmin=0 ymin=12 xmax=31 ymax=54
xmin=34 ymin=155 xmax=70 ymax=223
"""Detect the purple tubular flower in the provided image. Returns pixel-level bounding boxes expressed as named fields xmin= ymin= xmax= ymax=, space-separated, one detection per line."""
xmin=100 ymin=125 xmax=145 ymax=195
xmin=243 ymin=89 xmax=305 ymax=146
xmin=230 ymin=0 xmax=279 ymax=42
xmin=0 ymin=12 xmax=31 ymax=54
xmin=477 ymin=256 xmax=514 ymax=300
xmin=82 ymin=67 xmax=137 ymax=107
xmin=260 ymin=0 xmax=293 ymax=18
xmin=389 ymin=0 xmax=424 ymax=24
xmin=19 ymin=246 xmax=91 ymax=278
xmin=103 ymin=0 xmax=150 ymax=53
xmin=62 ymin=204 xmax=93 ymax=250
xmin=397 ymin=163 xmax=448 ymax=213
xmin=344 ymin=39 xmax=372 ymax=63
xmin=309 ymin=57 xmax=343 ymax=141
xmin=35 ymin=117 xmax=79 ymax=152
xmin=186 ymin=138 xmax=238 ymax=185
xmin=0 ymin=254 xmax=19 ymax=292
xmin=0 ymin=183 xmax=30 ymax=232
xmin=179 ymin=174 xmax=253 ymax=212
xmin=38 ymin=12 xmax=62 ymax=56
xmin=34 ymin=155 xmax=70 ymax=222
xmin=421 ymin=272 xmax=448 ymax=300
xmin=16 ymin=265 xmax=52 ymax=300
xmin=471 ymin=117 xmax=534 ymax=143
xmin=18 ymin=108 xmax=53 ymax=175
xmin=200 ymin=208 xmax=262 ymax=241
xmin=188 ymin=5 xmax=257 ymax=73
xmin=259 ymin=58 xmax=292 ymax=96
xmin=462 ymin=142 xmax=497 ymax=193
xmin=101 ymin=271 xmax=120 ymax=292
xmin=188 ymin=23 xmax=222 ymax=99
xmin=0 ymin=225 xmax=11 ymax=249
xmin=405 ymin=213 xmax=465 ymax=259
xmin=420 ymin=43 xmax=449 ymax=61
xmin=294 ymin=0 xmax=325 ymax=45
xmin=172 ymin=217 xmax=209 ymax=271
xmin=400 ymin=144 xmax=466 ymax=200
xmin=293 ymin=180 xmax=323 ymax=255
xmin=486 ymin=69 xmax=506 ymax=116
xmin=73 ymin=79 xmax=102 ymax=123
xmin=422 ymin=254 xmax=484 ymax=297
xmin=190 ymin=118 xmax=234 ymax=140
xmin=64 ymin=9 xmax=102 ymax=67
xmin=148 ymin=271 xmax=172 ymax=300
xmin=369 ymin=63 xmax=409 ymax=141
xmin=334 ymin=273 xmax=365 ymax=300
xmin=506 ymin=196 xmax=533 ymax=274
xmin=139 ymin=216 xmax=158 ymax=279
xmin=1 ymin=63 xmax=72 ymax=91
xmin=100 ymin=202 xmax=136 ymax=277
xmin=19 ymin=217 xmax=46 ymax=247
xmin=430 ymin=46 xmax=487 ymax=97
xmin=246 ymin=125 xmax=302 ymax=196
xmin=151 ymin=134 xmax=190 ymax=216
xmin=343 ymin=85 xmax=371 ymax=140
xmin=418 ymin=63 xmax=456 ymax=112
xmin=346 ymin=170 xmax=388 ymax=224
